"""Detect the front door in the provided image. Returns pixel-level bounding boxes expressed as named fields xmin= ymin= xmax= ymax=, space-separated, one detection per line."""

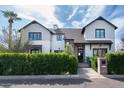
xmin=77 ymin=47 xmax=84 ymax=62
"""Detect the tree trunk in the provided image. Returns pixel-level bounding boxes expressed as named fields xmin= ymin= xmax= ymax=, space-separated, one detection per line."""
xmin=8 ymin=21 xmax=13 ymax=50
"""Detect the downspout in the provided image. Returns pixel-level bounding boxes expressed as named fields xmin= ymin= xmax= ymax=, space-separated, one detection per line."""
xmin=50 ymin=32 xmax=52 ymax=52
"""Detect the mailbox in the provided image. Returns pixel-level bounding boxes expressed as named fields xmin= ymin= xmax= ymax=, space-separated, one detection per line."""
xmin=97 ymin=57 xmax=107 ymax=75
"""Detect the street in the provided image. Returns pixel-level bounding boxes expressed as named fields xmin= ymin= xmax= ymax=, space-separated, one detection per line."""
xmin=0 ymin=77 xmax=123 ymax=88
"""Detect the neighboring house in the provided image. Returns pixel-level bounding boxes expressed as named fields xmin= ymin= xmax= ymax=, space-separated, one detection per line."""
xmin=19 ymin=16 xmax=117 ymax=62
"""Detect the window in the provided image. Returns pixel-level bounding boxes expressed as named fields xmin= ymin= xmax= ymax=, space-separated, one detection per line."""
xmin=95 ymin=29 xmax=105 ymax=38
xmin=54 ymin=50 xmax=63 ymax=53
xmin=93 ymin=48 xmax=107 ymax=57
xmin=29 ymin=32 xmax=42 ymax=40
xmin=57 ymin=35 xmax=62 ymax=41
xmin=31 ymin=49 xmax=40 ymax=54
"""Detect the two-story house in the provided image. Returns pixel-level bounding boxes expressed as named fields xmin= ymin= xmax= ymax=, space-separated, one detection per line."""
xmin=19 ymin=16 xmax=117 ymax=62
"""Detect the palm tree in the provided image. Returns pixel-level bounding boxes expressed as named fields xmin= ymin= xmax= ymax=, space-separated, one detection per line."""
xmin=0 ymin=10 xmax=21 ymax=50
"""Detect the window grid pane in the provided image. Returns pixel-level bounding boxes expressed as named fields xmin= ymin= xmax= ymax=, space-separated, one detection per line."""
xmin=95 ymin=29 xmax=105 ymax=38
xmin=29 ymin=32 xmax=42 ymax=40
xmin=57 ymin=35 xmax=62 ymax=41
xmin=93 ymin=48 xmax=107 ymax=57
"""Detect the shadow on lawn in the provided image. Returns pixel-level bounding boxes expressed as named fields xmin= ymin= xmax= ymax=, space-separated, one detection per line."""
xmin=0 ymin=78 xmax=92 ymax=88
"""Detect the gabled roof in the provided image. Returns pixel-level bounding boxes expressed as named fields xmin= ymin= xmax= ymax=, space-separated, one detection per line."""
xmin=18 ymin=20 xmax=55 ymax=33
xmin=49 ymin=28 xmax=64 ymax=34
xmin=82 ymin=16 xmax=118 ymax=33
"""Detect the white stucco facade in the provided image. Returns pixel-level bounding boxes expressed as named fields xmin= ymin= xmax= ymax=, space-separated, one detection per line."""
xmin=84 ymin=19 xmax=116 ymax=60
xmin=51 ymin=35 xmax=65 ymax=52
xmin=20 ymin=17 xmax=117 ymax=62
xmin=84 ymin=20 xmax=115 ymax=50
xmin=20 ymin=21 xmax=65 ymax=53
xmin=85 ymin=44 xmax=110 ymax=57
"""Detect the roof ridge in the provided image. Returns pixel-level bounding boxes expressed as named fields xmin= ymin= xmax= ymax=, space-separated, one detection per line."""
xmin=18 ymin=20 xmax=55 ymax=33
xmin=82 ymin=16 xmax=117 ymax=33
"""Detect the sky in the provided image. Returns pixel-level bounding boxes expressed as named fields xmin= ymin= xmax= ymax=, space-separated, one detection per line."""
xmin=0 ymin=5 xmax=124 ymax=41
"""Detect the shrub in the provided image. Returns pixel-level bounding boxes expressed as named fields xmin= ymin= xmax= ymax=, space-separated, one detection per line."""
xmin=89 ymin=56 xmax=97 ymax=71
xmin=106 ymin=52 xmax=124 ymax=74
xmin=86 ymin=57 xmax=91 ymax=67
xmin=0 ymin=52 xmax=78 ymax=75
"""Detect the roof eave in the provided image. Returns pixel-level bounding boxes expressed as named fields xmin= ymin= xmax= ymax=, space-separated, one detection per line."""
xmin=81 ymin=16 xmax=118 ymax=33
xmin=18 ymin=20 xmax=54 ymax=34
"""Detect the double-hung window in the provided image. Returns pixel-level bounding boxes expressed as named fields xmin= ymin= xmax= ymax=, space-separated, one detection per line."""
xmin=57 ymin=35 xmax=62 ymax=41
xmin=95 ymin=29 xmax=105 ymax=38
xmin=29 ymin=32 xmax=42 ymax=40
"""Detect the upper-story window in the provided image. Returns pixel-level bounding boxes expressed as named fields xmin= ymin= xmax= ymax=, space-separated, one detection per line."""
xmin=29 ymin=32 xmax=42 ymax=40
xmin=57 ymin=35 xmax=62 ymax=41
xmin=95 ymin=29 xmax=105 ymax=38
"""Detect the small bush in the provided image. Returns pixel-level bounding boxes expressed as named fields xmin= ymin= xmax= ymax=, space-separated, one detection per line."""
xmin=0 ymin=52 xmax=78 ymax=75
xmin=106 ymin=52 xmax=124 ymax=74
xmin=86 ymin=57 xmax=91 ymax=67
xmin=89 ymin=56 xmax=97 ymax=71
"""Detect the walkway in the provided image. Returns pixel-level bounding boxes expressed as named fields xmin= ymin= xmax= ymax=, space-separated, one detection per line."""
xmin=78 ymin=62 xmax=104 ymax=78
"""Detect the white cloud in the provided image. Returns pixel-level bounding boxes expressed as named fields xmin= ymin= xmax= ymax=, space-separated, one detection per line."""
xmin=111 ymin=17 xmax=124 ymax=50
xmin=67 ymin=6 xmax=79 ymax=21
xmin=71 ymin=21 xmax=81 ymax=28
xmin=78 ymin=10 xmax=84 ymax=14
xmin=81 ymin=5 xmax=106 ymax=26
xmin=71 ymin=5 xmax=106 ymax=27
xmin=14 ymin=5 xmax=64 ymax=28
xmin=109 ymin=16 xmax=124 ymax=49
xmin=18 ymin=13 xmax=38 ymax=21
xmin=111 ymin=16 xmax=124 ymax=32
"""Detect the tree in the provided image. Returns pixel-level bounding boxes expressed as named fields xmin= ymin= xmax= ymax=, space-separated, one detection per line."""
xmin=64 ymin=43 xmax=75 ymax=55
xmin=0 ymin=10 xmax=21 ymax=50
xmin=0 ymin=27 xmax=31 ymax=53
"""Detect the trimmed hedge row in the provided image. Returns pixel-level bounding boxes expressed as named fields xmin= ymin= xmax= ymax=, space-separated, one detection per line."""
xmin=0 ymin=53 xmax=78 ymax=75
xmin=106 ymin=52 xmax=124 ymax=74
xmin=89 ymin=56 xmax=97 ymax=71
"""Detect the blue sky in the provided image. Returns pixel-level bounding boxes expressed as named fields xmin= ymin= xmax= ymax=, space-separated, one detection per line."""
xmin=0 ymin=5 xmax=124 ymax=40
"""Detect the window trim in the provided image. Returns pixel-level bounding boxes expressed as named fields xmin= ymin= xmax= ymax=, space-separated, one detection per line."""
xmin=54 ymin=50 xmax=63 ymax=53
xmin=28 ymin=32 xmax=42 ymax=41
xmin=57 ymin=35 xmax=62 ymax=41
xmin=93 ymin=48 xmax=107 ymax=57
xmin=95 ymin=29 xmax=105 ymax=38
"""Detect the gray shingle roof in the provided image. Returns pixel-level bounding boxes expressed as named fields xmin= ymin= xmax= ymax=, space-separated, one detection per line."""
xmin=60 ymin=28 xmax=85 ymax=43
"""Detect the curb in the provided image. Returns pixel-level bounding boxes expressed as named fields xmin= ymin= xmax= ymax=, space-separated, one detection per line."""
xmin=0 ymin=75 xmax=123 ymax=80
xmin=103 ymin=75 xmax=124 ymax=78
xmin=0 ymin=75 xmax=89 ymax=80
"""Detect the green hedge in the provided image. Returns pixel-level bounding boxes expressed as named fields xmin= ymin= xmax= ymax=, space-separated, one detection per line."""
xmin=89 ymin=56 xmax=97 ymax=71
xmin=106 ymin=52 xmax=124 ymax=74
xmin=0 ymin=53 xmax=78 ymax=75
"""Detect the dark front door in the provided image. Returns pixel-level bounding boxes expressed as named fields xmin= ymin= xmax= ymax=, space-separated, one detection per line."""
xmin=77 ymin=47 xmax=84 ymax=62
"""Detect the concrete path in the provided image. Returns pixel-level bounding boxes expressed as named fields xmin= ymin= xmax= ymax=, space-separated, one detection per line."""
xmin=78 ymin=62 xmax=89 ymax=68
xmin=78 ymin=63 xmax=104 ymax=78
xmin=78 ymin=68 xmax=104 ymax=78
